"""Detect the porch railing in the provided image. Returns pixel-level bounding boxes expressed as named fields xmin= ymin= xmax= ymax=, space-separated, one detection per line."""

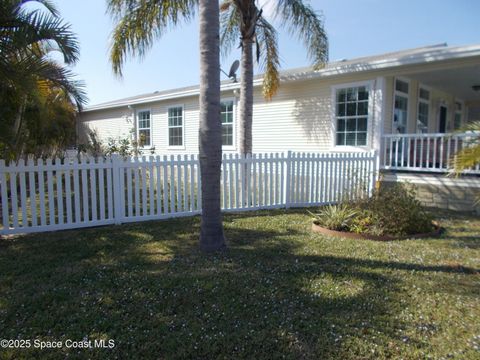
xmin=381 ymin=132 xmax=480 ymax=174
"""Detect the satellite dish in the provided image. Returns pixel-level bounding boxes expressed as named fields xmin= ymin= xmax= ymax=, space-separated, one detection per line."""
xmin=228 ymin=60 xmax=240 ymax=79
xmin=221 ymin=60 xmax=239 ymax=82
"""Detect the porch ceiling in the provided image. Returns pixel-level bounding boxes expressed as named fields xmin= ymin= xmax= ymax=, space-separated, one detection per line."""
xmin=407 ymin=64 xmax=480 ymax=102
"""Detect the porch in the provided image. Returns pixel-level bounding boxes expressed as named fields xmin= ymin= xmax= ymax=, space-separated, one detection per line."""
xmin=376 ymin=52 xmax=480 ymax=174
xmin=380 ymin=132 xmax=480 ymax=174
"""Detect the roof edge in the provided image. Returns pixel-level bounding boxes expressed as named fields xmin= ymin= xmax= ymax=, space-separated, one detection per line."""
xmin=83 ymin=43 xmax=480 ymax=113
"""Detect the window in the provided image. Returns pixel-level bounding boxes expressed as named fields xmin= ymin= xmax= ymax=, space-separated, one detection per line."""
xmin=417 ymin=87 xmax=429 ymax=133
xmin=393 ymin=79 xmax=409 ymax=133
xmin=137 ymin=110 xmax=151 ymax=147
xmin=221 ymin=100 xmax=234 ymax=147
xmin=335 ymin=86 xmax=369 ymax=146
xmin=168 ymin=106 xmax=183 ymax=147
xmin=454 ymin=102 xmax=462 ymax=130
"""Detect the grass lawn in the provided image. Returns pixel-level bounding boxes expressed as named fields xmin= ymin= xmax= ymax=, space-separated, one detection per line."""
xmin=0 ymin=209 xmax=479 ymax=359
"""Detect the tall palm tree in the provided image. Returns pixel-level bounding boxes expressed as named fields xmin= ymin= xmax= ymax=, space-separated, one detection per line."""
xmin=108 ymin=0 xmax=226 ymax=251
xmin=220 ymin=0 xmax=328 ymax=155
xmin=198 ymin=0 xmax=226 ymax=251
xmin=0 ymin=0 xmax=87 ymax=159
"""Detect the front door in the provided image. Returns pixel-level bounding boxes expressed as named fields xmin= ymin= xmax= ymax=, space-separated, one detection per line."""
xmin=439 ymin=106 xmax=447 ymax=133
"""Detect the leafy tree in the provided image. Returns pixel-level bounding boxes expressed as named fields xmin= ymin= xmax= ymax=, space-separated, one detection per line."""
xmin=108 ymin=0 xmax=226 ymax=251
xmin=220 ymin=0 xmax=328 ymax=155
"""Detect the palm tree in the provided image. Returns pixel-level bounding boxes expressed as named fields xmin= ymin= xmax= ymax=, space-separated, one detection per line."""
xmin=0 ymin=0 xmax=87 ymax=159
xmin=220 ymin=0 xmax=328 ymax=155
xmin=198 ymin=0 xmax=226 ymax=251
xmin=108 ymin=0 xmax=226 ymax=251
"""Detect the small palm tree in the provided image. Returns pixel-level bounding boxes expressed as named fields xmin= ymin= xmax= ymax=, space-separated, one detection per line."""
xmin=0 ymin=0 xmax=87 ymax=159
xmin=452 ymin=121 xmax=480 ymax=204
xmin=108 ymin=0 xmax=226 ymax=251
xmin=220 ymin=0 xmax=328 ymax=155
xmin=452 ymin=121 xmax=480 ymax=174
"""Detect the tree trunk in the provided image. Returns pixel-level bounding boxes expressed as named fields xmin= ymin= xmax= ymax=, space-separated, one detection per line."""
xmin=198 ymin=0 xmax=226 ymax=252
xmin=239 ymin=38 xmax=254 ymax=155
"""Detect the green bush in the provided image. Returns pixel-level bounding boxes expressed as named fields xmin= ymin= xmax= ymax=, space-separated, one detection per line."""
xmin=362 ymin=183 xmax=434 ymax=236
xmin=310 ymin=183 xmax=435 ymax=236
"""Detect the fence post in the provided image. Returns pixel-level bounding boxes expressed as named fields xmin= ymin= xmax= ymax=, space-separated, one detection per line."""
xmin=0 ymin=160 xmax=9 ymax=233
xmin=371 ymin=150 xmax=378 ymax=196
xmin=112 ymin=155 xmax=123 ymax=225
xmin=284 ymin=151 xmax=291 ymax=208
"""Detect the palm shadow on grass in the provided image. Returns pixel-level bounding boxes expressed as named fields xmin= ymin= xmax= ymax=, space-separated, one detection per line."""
xmin=0 ymin=210 xmax=478 ymax=359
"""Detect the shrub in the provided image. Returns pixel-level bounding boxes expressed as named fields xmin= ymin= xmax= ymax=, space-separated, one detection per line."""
xmin=362 ymin=183 xmax=434 ymax=236
xmin=310 ymin=183 xmax=435 ymax=236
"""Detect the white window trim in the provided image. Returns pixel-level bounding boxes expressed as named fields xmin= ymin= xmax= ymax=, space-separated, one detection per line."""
xmin=392 ymin=77 xmax=410 ymax=134
xmin=416 ymin=85 xmax=431 ymax=133
xmin=221 ymin=97 xmax=236 ymax=151
xmin=167 ymin=104 xmax=185 ymax=150
xmin=330 ymin=80 xmax=375 ymax=151
xmin=136 ymin=108 xmax=152 ymax=149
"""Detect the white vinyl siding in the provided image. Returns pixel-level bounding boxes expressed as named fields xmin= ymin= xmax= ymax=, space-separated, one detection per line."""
xmin=137 ymin=110 xmax=151 ymax=147
xmin=168 ymin=106 xmax=184 ymax=148
xmin=80 ymin=74 xmax=386 ymax=154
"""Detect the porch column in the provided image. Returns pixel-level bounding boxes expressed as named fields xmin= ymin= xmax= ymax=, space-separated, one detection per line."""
xmin=372 ymin=76 xmax=386 ymax=155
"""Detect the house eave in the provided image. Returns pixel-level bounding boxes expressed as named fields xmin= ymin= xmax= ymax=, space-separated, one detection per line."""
xmin=82 ymin=44 xmax=480 ymax=113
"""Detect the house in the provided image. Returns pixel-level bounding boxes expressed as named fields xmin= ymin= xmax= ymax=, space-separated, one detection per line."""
xmin=78 ymin=43 xmax=480 ymax=212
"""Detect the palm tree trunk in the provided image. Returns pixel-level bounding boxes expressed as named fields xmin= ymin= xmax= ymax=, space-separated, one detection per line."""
xmin=239 ymin=38 xmax=254 ymax=155
xmin=198 ymin=0 xmax=226 ymax=252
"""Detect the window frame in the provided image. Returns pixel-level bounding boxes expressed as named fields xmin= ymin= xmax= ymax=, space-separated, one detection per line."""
xmin=392 ymin=77 xmax=410 ymax=134
xmin=416 ymin=85 xmax=431 ymax=134
xmin=167 ymin=104 xmax=185 ymax=150
xmin=331 ymin=80 xmax=374 ymax=151
xmin=220 ymin=97 xmax=236 ymax=151
xmin=136 ymin=108 xmax=152 ymax=149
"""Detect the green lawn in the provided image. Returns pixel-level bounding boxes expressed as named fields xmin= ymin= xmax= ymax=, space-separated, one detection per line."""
xmin=0 ymin=209 xmax=479 ymax=359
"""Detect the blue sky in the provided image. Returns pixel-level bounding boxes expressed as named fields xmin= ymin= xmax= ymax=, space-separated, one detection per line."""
xmin=56 ymin=0 xmax=479 ymax=105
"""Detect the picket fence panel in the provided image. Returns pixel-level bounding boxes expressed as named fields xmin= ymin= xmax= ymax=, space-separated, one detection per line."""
xmin=0 ymin=151 xmax=377 ymax=235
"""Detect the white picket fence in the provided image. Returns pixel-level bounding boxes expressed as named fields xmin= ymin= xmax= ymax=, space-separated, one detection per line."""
xmin=0 ymin=151 xmax=377 ymax=235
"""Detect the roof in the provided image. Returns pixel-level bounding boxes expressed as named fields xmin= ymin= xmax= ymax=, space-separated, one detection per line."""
xmin=84 ymin=43 xmax=480 ymax=112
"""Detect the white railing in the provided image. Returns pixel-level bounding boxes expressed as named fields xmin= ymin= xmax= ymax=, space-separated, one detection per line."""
xmin=0 ymin=151 xmax=377 ymax=235
xmin=381 ymin=132 xmax=480 ymax=173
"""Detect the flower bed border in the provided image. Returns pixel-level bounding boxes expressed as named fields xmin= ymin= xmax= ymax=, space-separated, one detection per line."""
xmin=311 ymin=222 xmax=442 ymax=241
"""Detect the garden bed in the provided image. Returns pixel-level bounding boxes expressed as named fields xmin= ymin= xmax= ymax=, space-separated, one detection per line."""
xmin=312 ymin=221 xmax=442 ymax=241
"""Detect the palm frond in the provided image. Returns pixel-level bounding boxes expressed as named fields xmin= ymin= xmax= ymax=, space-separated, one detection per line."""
xmin=1 ymin=9 xmax=79 ymax=65
xmin=20 ymin=56 xmax=88 ymax=109
xmin=453 ymin=144 xmax=480 ymax=173
xmin=219 ymin=0 xmax=240 ymax=58
xmin=17 ymin=0 xmax=60 ymax=17
xmin=107 ymin=0 xmax=197 ymax=76
xmin=276 ymin=0 xmax=328 ymax=69
xmin=451 ymin=120 xmax=480 ymax=175
xmin=255 ymin=17 xmax=279 ymax=100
